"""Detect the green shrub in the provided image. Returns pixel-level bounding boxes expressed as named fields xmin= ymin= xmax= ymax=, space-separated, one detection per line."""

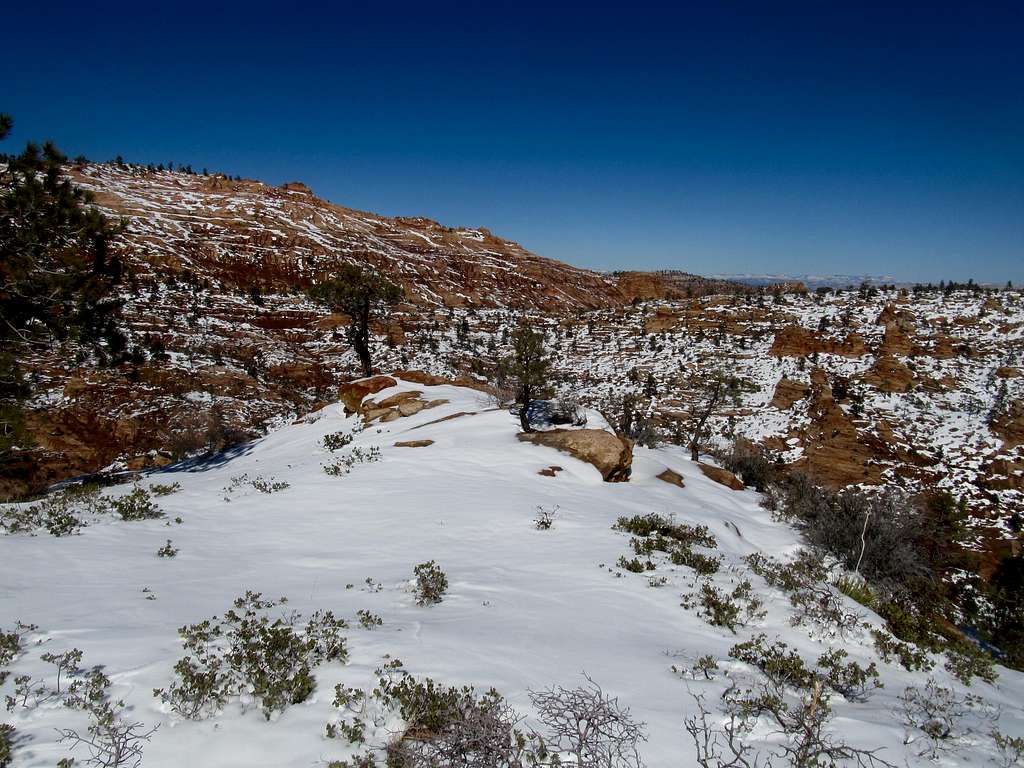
xmin=747 ymin=550 xmax=863 ymax=638
xmin=669 ymin=547 xmax=721 ymax=576
xmin=870 ymin=630 xmax=935 ymax=672
xmin=729 ymin=634 xmax=815 ymax=690
xmin=615 ymin=514 xmax=716 ymax=547
xmin=149 ymin=482 xmax=181 ymax=497
xmin=0 ymin=723 xmax=13 ymax=767
xmin=695 ymin=580 xmax=764 ymax=633
xmin=154 ymin=592 xmax=348 ymax=720
xmin=0 ymin=622 xmax=35 ymax=668
xmin=249 ymin=476 xmax=289 ymax=494
xmin=110 ymin=487 xmax=164 ymax=521
xmin=834 ymin=574 xmax=876 ymax=609
xmin=992 ymin=730 xmax=1024 ymax=768
xmin=157 ymin=540 xmax=179 ymax=558
xmin=616 ymin=514 xmax=718 ymax=576
xmin=322 ymin=431 xmax=354 ymax=451
xmin=815 ymin=648 xmax=881 ymax=701
xmin=324 ymin=446 xmax=381 ymax=476
xmin=617 ymin=556 xmax=655 ymax=574
xmin=356 ymin=610 xmax=382 ymax=630
xmin=1 ymin=487 xmax=97 ymax=535
xmin=691 ymin=655 xmax=719 ymax=680
xmin=944 ymin=644 xmax=997 ymax=685
xmin=746 ymin=549 xmax=827 ymax=592
xmin=413 ymin=561 xmax=448 ymax=605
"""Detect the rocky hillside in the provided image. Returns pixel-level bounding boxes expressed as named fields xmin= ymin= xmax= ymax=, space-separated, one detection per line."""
xmin=6 ymin=164 xmax=1023 ymax=556
xmin=2 ymin=163 xmax=744 ymax=497
xmin=70 ymin=163 xmax=631 ymax=311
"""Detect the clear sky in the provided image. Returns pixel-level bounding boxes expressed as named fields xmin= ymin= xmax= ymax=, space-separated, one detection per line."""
xmin=3 ymin=1 xmax=1021 ymax=283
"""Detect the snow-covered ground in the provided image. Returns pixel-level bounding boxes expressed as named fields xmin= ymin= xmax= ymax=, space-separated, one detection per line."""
xmin=3 ymin=379 xmax=1022 ymax=767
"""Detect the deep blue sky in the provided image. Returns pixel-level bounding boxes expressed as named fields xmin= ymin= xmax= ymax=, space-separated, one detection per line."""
xmin=4 ymin=2 xmax=1022 ymax=282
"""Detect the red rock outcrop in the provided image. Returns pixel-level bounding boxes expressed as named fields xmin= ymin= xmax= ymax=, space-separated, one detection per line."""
xmin=518 ymin=429 xmax=633 ymax=482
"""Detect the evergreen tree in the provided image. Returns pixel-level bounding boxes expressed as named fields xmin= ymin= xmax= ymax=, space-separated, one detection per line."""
xmin=504 ymin=324 xmax=551 ymax=433
xmin=1 ymin=114 xmax=127 ymax=452
xmin=309 ymin=263 xmax=401 ymax=377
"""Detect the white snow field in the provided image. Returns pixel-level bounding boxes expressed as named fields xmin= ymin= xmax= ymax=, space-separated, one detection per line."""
xmin=2 ymin=378 xmax=1022 ymax=767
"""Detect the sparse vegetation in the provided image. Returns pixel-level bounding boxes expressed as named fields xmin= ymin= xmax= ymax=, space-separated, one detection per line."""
xmin=110 ymin=487 xmax=164 ymax=521
xmin=154 ymin=591 xmax=348 ymax=719
xmin=529 ymin=674 xmax=646 ymax=768
xmin=534 ymin=504 xmax=558 ymax=530
xmin=322 ymin=431 xmax=354 ymax=451
xmin=615 ymin=513 xmax=721 ymax=577
xmin=413 ymin=561 xmax=448 ymax=605
xmin=324 ymin=446 xmax=381 ymax=476
xmin=148 ymin=482 xmax=181 ymax=497
xmin=690 ymin=579 xmax=765 ymax=633
xmin=356 ymin=610 xmax=382 ymax=629
xmin=156 ymin=540 xmax=178 ymax=558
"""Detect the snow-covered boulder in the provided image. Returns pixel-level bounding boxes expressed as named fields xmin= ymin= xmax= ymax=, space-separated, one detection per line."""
xmin=518 ymin=428 xmax=632 ymax=482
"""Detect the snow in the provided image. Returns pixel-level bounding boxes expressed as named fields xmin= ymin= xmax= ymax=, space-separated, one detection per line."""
xmin=2 ymin=379 xmax=1022 ymax=766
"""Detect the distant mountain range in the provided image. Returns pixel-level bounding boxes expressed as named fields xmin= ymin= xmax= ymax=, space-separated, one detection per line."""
xmin=708 ymin=273 xmax=909 ymax=289
xmin=710 ymin=273 xmax=1011 ymax=290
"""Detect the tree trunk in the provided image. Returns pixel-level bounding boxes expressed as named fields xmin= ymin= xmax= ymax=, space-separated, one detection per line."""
xmin=354 ymin=339 xmax=372 ymax=377
xmin=353 ymin=304 xmax=373 ymax=377
xmin=519 ymin=385 xmax=533 ymax=432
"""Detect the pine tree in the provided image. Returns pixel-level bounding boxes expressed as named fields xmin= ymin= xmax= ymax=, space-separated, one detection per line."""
xmin=309 ymin=263 xmax=401 ymax=377
xmin=0 ymin=114 xmax=126 ymax=452
xmin=505 ymin=324 xmax=551 ymax=433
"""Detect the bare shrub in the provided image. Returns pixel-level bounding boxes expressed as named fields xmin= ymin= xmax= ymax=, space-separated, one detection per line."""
xmin=534 ymin=505 xmax=559 ymax=530
xmin=528 ymin=674 xmax=645 ymax=768
xmin=687 ymin=678 xmax=895 ymax=768
xmin=896 ymin=679 xmax=988 ymax=759
xmin=60 ymin=667 xmax=158 ymax=768
xmin=325 ymin=662 xmax=529 ymax=768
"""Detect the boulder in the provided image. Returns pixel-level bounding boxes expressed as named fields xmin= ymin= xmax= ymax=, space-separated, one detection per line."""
xmin=698 ymin=463 xmax=744 ymax=490
xmin=394 ymin=439 xmax=434 ymax=448
xmin=769 ymin=325 xmax=868 ymax=359
xmin=992 ymin=401 xmax=1024 ymax=449
xmin=339 ymin=375 xmax=396 ymax=414
xmin=878 ymin=322 xmax=914 ymax=356
xmin=862 ymin=355 xmax=915 ymax=393
xmin=770 ymin=377 xmax=810 ymax=410
xmin=363 ymin=407 xmax=397 ymax=423
xmin=377 ymin=390 xmax=423 ymax=408
xmin=656 ymin=468 xmax=685 ymax=488
xmin=517 ymin=429 xmax=633 ymax=482
xmin=392 ymin=369 xmax=494 ymax=395
xmin=398 ymin=399 xmax=426 ymax=417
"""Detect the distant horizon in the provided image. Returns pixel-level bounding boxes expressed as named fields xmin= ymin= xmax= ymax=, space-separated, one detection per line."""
xmin=4 ymin=2 xmax=1020 ymax=283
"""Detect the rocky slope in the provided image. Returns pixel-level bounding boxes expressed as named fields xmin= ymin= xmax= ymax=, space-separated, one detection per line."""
xmin=70 ymin=163 xmax=630 ymax=311
xmin=6 ymin=164 xmax=1023 ymax=557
